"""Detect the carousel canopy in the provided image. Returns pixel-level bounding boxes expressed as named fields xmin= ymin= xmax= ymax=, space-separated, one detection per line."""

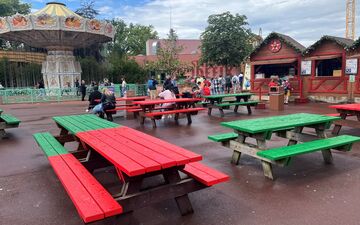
xmin=0 ymin=2 xmax=115 ymax=49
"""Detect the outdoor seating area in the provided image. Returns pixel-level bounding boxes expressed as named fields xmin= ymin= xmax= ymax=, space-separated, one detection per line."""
xmin=33 ymin=114 xmax=229 ymax=223
xmin=3 ymin=100 xmax=360 ymax=224
xmin=209 ymin=113 xmax=360 ymax=179
xmin=3 ymin=1 xmax=360 ymax=225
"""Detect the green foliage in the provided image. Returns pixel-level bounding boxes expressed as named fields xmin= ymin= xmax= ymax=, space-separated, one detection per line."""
xmin=146 ymin=29 xmax=192 ymax=77
xmin=200 ymin=11 xmax=253 ymax=67
xmin=107 ymin=19 xmax=158 ymax=57
xmin=75 ymin=0 xmax=99 ymax=19
xmin=108 ymin=53 xmax=147 ymax=84
xmin=0 ymin=0 xmax=30 ymax=16
xmin=78 ymin=56 xmax=108 ymax=83
xmin=0 ymin=57 xmax=42 ymax=88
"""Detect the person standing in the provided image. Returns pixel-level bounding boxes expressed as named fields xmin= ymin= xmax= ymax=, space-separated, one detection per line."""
xmin=238 ymin=72 xmax=244 ymax=91
xmin=219 ymin=75 xmax=226 ymax=94
xmin=37 ymin=80 xmax=45 ymax=98
xmin=211 ymin=76 xmax=221 ymax=95
xmin=283 ymin=79 xmax=292 ymax=104
xmin=225 ymin=74 xmax=232 ymax=93
xmin=80 ymin=80 xmax=86 ymax=101
xmin=121 ymin=77 xmax=127 ymax=97
xmin=75 ymin=79 xmax=80 ymax=96
xmin=231 ymin=74 xmax=239 ymax=93
xmin=148 ymin=76 xmax=158 ymax=99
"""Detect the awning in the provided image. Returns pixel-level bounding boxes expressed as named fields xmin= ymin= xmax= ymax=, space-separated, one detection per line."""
xmin=303 ymin=54 xmax=342 ymax=61
xmin=251 ymin=58 xmax=297 ymax=65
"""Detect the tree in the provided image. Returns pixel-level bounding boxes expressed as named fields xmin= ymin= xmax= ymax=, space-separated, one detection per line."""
xmin=75 ymin=0 xmax=98 ymax=19
xmin=0 ymin=0 xmax=30 ymax=16
xmin=146 ymin=29 xmax=191 ymax=78
xmin=106 ymin=19 xmax=158 ymax=57
xmin=200 ymin=12 xmax=254 ymax=70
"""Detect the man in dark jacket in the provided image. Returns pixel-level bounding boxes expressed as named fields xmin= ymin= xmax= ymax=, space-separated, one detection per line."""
xmin=80 ymin=80 xmax=86 ymax=101
xmin=87 ymin=86 xmax=102 ymax=111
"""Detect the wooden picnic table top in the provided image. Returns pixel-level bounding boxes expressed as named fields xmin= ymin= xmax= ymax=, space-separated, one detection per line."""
xmin=116 ymin=96 xmax=148 ymax=101
xmin=53 ymin=114 xmax=120 ymax=135
xmin=133 ymin=98 xmax=202 ymax=106
xmin=329 ymin=103 xmax=360 ymax=111
xmin=76 ymin=126 xmax=202 ymax=177
xmin=203 ymin=93 xmax=253 ymax=99
xmin=221 ymin=113 xmax=340 ymax=134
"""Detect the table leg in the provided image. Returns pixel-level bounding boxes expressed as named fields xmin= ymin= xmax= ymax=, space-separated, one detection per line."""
xmin=231 ymin=135 xmax=246 ymax=165
xmin=332 ymin=112 xmax=347 ymax=135
xmin=151 ymin=118 xmax=157 ymax=128
xmin=0 ymin=129 xmax=6 ymax=139
xmin=316 ymin=126 xmax=333 ymax=164
xmin=186 ymin=113 xmax=192 ymax=125
xmin=257 ymin=139 xmax=274 ymax=179
xmin=261 ymin=161 xmax=274 ymax=180
xmin=163 ymin=169 xmax=194 ymax=215
xmin=219 ymin=108 xmax=225 ymax=117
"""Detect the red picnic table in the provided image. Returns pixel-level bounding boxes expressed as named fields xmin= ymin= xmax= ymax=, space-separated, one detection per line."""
xmin=133 ymin=98 xmax=205 ymax=128
xmin=329 ymin=103 xmax=360 ymax=135
xmin=34 ymin=115 xmax=229 ymax=224
xmin=76 ymin=126 xmax=228 ymax=221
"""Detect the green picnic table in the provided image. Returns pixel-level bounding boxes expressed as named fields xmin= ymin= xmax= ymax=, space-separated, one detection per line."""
xmin=0 ymin=108 xmax=21 ymax=139
xmin=53 ymin=114 xmax=120 ymax=145
xmin=202 ymin=93 xmax=258 ymax=117
xmin=209 ymin=113 xmax=360 ymax=179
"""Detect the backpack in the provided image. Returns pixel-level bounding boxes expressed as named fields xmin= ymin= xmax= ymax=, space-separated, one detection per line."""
xmin=147 ymin=79 xmax=154 ymax=89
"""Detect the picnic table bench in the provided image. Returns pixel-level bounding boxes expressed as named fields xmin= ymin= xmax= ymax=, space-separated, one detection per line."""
xmin=33 ymin=115 xmax=229 ymax=223
xmin=203 ymin=93 xmax=258 ymax=117
xmin=329 ymin=104 xmax=360 ymax=135
xmin=209 ymin=113 xmax=360 ymax=180
xmin=133 ymin=98 xmax=204 ymax=128
xmin=0 ymin=110 xmax=21 ymax=139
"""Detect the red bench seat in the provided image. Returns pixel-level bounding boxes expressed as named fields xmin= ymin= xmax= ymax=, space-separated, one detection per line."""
xmin=145 ymin=107 xmax=205 ymax=117
xmin=49 ymin=154 xmax=123 ymax=223
xmin=181 ymin=162 xmax=229 ymax=186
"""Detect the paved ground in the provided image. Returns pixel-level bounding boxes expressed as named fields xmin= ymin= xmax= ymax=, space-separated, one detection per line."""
xmin=1 ymin=101 xmax=360 ymax=225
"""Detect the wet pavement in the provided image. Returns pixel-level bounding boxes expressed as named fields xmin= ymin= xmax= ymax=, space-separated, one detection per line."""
xmin=1 ymin=101 xmax=360 ymax=225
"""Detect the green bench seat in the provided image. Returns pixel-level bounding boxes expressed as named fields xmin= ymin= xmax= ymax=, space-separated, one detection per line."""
xmin=257 ymin=135 xmax=360 ymax=161
xmin=216 ymin=101 xmax=259 ymax=108
xmin=1 ymin=114 xmax=21 ymax=125
xmin=33 ymin=132 xmax=69 ymax=157
xmin=208 ymin=132 xmax=238 ymax=142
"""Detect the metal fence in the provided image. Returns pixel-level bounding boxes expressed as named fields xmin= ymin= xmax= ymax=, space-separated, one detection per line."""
xmin=0 ymin=84 xmax=148 ymax=104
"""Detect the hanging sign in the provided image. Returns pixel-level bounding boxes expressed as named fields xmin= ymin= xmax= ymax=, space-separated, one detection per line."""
xmin=345 ymin=58 xmax=358 ymax=74
xmin=301 ymin=61 xmax=312 ymax=75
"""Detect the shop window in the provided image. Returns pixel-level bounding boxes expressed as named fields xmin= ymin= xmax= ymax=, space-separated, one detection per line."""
xmin=254 ymin=63 xmax=297 ymax=79
xmin=316 ymin=58 xmax=342 ymax=77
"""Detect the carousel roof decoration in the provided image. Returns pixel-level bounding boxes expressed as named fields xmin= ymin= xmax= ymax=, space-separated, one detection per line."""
xmin=250 ymin=32 xmax=306 ymax=58
xmin=0 ymin=2 xmax=115 ymax=49
xmin=304 ymin=35 xmax=354 ymax=55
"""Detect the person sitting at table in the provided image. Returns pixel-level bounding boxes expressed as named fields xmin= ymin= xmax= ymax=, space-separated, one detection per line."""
xmin=158 ymin=87 xmax=176 ymax=119
xmin=86 ymin=86 xmax=102 ymax=112
xmin=92 ymin=88 xmax=116 ymax=117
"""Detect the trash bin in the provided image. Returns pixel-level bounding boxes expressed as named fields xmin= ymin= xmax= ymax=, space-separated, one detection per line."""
xmin=269 ymin=86 xmax=284 ymax=111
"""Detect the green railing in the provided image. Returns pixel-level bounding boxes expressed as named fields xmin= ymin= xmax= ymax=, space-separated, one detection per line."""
xmin=0 ymin=84 xmax=148 ymax=104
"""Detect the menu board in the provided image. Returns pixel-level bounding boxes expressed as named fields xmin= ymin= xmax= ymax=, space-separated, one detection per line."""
xmin=301 ymin=61 xmax=312 ymax=75
xmin=345 ymin=58 xmax=358 ymax=74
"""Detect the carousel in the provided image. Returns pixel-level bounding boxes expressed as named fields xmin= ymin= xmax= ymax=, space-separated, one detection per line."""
xmin=0 ymin=2 xmax=115 ymax=88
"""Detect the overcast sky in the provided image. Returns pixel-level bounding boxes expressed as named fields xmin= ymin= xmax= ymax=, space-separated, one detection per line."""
xmin=24 ymin=0 xmax=351 ymax=47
